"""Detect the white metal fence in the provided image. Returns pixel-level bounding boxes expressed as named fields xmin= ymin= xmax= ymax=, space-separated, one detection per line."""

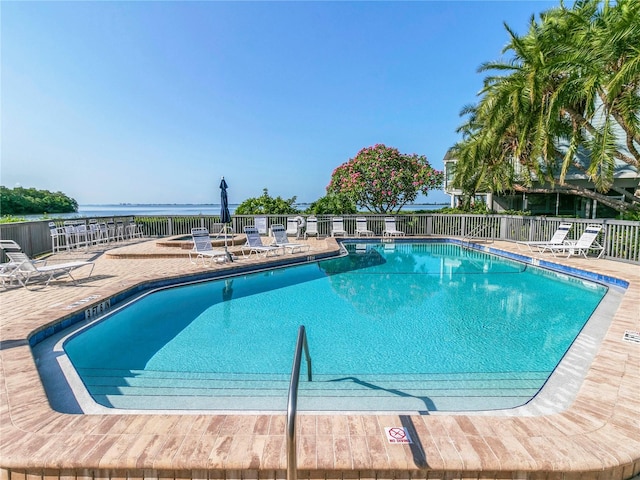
xmin=1 ymin=214 xmax=638 ymax=263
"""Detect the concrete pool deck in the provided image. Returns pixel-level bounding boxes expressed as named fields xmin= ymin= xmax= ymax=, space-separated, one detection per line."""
xmin=0 ymin=236 xmax=638 ymax=479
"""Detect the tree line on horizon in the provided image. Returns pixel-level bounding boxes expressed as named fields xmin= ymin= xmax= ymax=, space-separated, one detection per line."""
xmin=0 ymin=186 xmax=78 ymax=216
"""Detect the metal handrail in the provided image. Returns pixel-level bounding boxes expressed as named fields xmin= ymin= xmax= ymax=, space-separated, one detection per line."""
xmin=463 ymin=223 xmax=494 ymax=243
xmin=286 ymin=325 xmax=312 ymax=480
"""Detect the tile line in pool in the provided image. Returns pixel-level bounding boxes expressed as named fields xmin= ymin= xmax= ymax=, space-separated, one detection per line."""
xmin=340 ymin=270 xmax=528 ymax=275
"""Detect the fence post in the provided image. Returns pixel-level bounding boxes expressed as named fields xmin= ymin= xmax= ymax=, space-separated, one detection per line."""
xmin=529 ymin=218 xmax=538 ymax=242
xmin=601 ymin=219 xmax=609 ymax=258
xmin=498 ymin=217 xmax=507 ymax=240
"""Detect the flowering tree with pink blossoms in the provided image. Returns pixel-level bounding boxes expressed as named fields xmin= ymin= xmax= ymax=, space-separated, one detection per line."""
xmin=326 ymin=144 xmax=443 ymax=213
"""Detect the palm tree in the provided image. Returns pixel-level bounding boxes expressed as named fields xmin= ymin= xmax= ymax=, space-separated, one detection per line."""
xmin=451 ymin=0 xmax=640 ymax=214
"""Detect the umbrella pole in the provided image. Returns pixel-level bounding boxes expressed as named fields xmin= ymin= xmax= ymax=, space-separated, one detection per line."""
xmin=219 ymin=176 xmax=233 ymax=262
xmin=222 ymin=224 xmax=233 ymax=262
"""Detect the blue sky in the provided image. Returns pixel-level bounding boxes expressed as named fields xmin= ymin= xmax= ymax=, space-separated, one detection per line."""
xmin=2 ymin=0 xmax=560 ymax=206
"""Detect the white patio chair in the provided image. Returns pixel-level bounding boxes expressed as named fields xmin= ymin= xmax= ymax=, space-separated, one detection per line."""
xmin=127 ymin=220 xmax=143 ymax=239
xmin=0 ymin=239 xmax=21 ymax=254
xmin=61 ymin=224 xmax=74 ymax=250
xmin=355 ymin=217 xmax=374 ymax=237
xmin=0 ymin=240 xmax=21 ymax=287
xmin=304 ymin=216 xmax=318 ymax=239
xmin=270 ymin=224 xmax=310 ymax=254
xmin=383 ymin=217 xmax=405 ymax=237
xmin=63 ymin=222 xmax=85 ymax=250
xmin=98 ymin=222 xmax=110 ymax=243
xmin=189 ymin=227 xmax=229 ymax=265
xmin=48 ymin=222 xmax=67 ymax=252
xmin=0 ymin=262 xmax=21 ymax=288
xmin=331 ymin=217 xmax=347 ymax=237
xmin=254 ymin=216 xmax=268 ymax=235
xmin=286 ymin=217 xmax=304 ymax=239
xmin=106 ymin=220 xmax=117 ymax=241
xmin=539 ymin=224 xmax=605 ymax=258
xmin=115 ymin=221 xmax=126 ymax=241
xmin=516 ymin=223 xmax=573 ymax=252
xmin=88 ymin=221 xmax=102 ymax=245
xmin=6 ymin=251 xmax=94 ymax=287
xmin=0 ymin=240 xmax=22 ymax=287
xmin=242 ymin=226 xmax=283 ymax=257
xmin=74 ymin=223 xmax=91 ymax=249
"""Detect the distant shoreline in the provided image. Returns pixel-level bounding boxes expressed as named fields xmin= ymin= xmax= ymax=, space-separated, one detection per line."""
xmin=19 ymin=202 xmax=449 ymax=220
xmin=84 ymin=202 xmax=449 ymax=207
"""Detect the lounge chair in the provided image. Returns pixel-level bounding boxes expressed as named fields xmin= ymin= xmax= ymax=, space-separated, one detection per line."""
xmin=270 ymin=224 xmax=310 ymax=254
xmin=0 ymin=240 xmax=22 ymax=288
xmin=539 ymin=224 xmax=605 ymax=258
xmin=0 ymin=239 xmax=21 ymax=252
xmin=355 ymin=217 xmax=374 ymax=237
xmin=0 ymin=262 xmax=21 ymax=288
xmin=254 ymin=216 xmax=268 ymax=235
xmin=6 ymin=251 xmax=94 ymax=287
xmin=189 ymin=227 xmax=229 ymax=265
xmin=383 ymin=217 xmax=405 ymax=237
xmin=286 ymin=217 xmax=303 ymax=239
xmin=242 ymin=226 xmax=284 ymax=257
xmin=304 ymin=216 xmax=318 ymax=239
xmin=516 ymin=223 xmax=573 ymax=252
xmin=331 ymin=217 xmax=347 ymax=237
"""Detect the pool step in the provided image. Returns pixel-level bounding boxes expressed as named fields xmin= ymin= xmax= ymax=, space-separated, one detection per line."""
xmin=76 ymin=368 xmax=550 ymax=412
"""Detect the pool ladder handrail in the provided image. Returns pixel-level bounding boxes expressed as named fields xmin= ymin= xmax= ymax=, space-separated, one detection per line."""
xmin=462 ymin=223 xmax=494 ymax=245
xmin=287 ymin=325 xmax=312 ymax=480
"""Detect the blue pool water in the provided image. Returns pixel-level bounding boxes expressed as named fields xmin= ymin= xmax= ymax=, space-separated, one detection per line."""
xmin=64 ymin=242 xmax=607 ymax=412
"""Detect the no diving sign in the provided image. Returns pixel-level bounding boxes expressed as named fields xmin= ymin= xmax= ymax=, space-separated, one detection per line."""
xmin=385 ymin=427 xmax=413 ymax=444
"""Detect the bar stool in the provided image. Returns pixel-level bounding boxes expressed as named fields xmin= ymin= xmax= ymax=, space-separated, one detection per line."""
xmin=74 ymin=222 xmax=90 ymax=250
xmin=48 ymin=222 xmax=65 ymax=252
xmin=107 ymin=220 xmax=116 ymax=242
xmin=63 ymin=222 xmax=79 ymax=250
xmin=115 ymin=221 xmax=126 ymax=241
xmin=127 ymin=220 xmax=143 ymax=239
xmin=98 ymin=222 xmax=110 ymax=243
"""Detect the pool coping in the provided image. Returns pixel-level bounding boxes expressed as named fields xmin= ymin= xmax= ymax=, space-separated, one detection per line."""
xmin=1 ymin=236 xmax=639 ymax=478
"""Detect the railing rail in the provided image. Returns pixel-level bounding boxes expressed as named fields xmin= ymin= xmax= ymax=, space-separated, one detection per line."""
xmin=1 ymin=214 xmax=638 ymax=263
xmin=286 ymin=325 xmax=312 ymax=480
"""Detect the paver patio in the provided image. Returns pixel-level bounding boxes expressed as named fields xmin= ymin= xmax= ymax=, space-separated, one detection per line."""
xmin=0 ymin=235 xmax=638 ymax=479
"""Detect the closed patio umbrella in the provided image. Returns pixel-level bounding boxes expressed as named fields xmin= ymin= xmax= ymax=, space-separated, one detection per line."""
xmin=220 ymin=176 xmax=233 ymax=262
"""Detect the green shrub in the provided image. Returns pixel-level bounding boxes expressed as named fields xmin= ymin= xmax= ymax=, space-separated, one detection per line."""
xmin=235 ymin=188 xmax=300 ymax=215
xmin=304 ymin=194 xmax=357 ymax=215
xmin=0 ymin=186 xmax=78 ymax=215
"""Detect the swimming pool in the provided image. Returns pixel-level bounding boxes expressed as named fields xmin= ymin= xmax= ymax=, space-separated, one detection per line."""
xmin=61 ymin=241 xmax=608 ymax=412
